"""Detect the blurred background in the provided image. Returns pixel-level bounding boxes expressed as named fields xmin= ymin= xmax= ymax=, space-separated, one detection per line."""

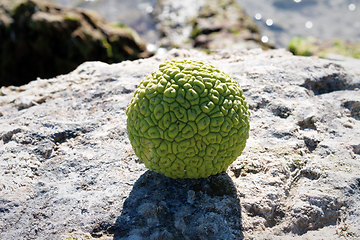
xmin=1 ymin=0 xmax=359 ymax=87
xmin=47 ymin=0 xmax=360 ymax=48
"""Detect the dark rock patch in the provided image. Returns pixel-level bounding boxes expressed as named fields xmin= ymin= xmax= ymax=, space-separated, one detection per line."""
xmin=297 ymin=116 xmax=318 ymax=130
xmin=342 ymin=101 xmax=360 ymax=120
xmin=0 ymin=0 xmax=151 ymax=87
xmin=300 ymin=63 xmax=358 ymax=95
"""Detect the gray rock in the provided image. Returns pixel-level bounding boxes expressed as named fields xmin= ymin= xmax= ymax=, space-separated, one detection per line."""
xmin=0 ymin=48 xmax=359 ymax=239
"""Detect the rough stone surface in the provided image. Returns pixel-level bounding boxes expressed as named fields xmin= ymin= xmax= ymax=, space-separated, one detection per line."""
xmin=0 ymin=48 xmax=360 ymax=240
xmin=0 ymin=0 xmax=151 ymax=87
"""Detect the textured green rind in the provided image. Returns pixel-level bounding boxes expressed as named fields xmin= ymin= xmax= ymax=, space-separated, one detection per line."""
xmin=126 ymin=59 xmax=250 ymax=179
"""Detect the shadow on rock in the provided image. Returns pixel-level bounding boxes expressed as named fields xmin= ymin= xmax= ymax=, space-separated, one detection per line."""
xmin=106 ymin=170 xmax=243 ymax=240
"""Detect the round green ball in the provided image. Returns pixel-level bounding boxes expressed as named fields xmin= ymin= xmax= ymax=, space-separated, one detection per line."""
xmin=126 ymin=59 xmax=250 ymax=179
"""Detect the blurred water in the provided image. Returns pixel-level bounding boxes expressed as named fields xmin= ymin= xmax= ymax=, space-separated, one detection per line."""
xmin=48 ymin=0 xmax=360 ymax=48
xmin=236 ymin=0 xmax=360 ymax=47
xmin=49 ymin=0 xmax=159 ymax=44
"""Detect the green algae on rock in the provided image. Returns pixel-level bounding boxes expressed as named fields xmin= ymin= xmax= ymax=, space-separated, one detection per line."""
xmin=126 ymin=59 xmax=250 ymax=179
xmin=289 ymin=36 xmax=360 ymax=59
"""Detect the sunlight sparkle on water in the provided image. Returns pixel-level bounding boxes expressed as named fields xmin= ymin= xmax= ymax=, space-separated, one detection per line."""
xmin=255 ymin=13 xmax=262 ymax=20
xmin=305 ymin=21 xmax=313 ymax=29
xmin=294 ymin=0 xmax=301 ymax=3
xmin=146 ymin=6 xmax=153 ymax=13
xmin=266 ymin=19 xmax=273 ymax=26
xmin=261 ymin=36 xmax=269 ymax=43
xmin=147 ymin=44 xmax=157 ymax=53
xmin=349 ymin=4 xmax=356 ymax=11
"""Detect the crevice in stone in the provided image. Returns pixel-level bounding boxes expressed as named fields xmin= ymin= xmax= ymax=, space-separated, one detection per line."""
xmin=303 ymin=135 xmax=321 ymax=152
xmin=50 ymin=130 xmax=78 ymax=144
xmin=248 ymin=97 xmax=270 ymax=110
xmin=342 ymin=101 xmax=360 ymax=120
xmin=264 ymin=205 xmax=286 ymax=228
xmin=1 ymin=128 xmax=22 ymax=143
xmin=271 ymin=105 xmax=292 ymax=118
xmin=350 ymin=144 xmax=360 ymax=155
xmin=300 ymin=72 xmax=352 ymax=95
xmin=297 ymin=116 xmax=318 ymax=130
xmin=16 ymin=96 xmax=50 ymax=110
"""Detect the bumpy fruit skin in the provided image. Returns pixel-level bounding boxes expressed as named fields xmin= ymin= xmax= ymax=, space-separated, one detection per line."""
xmin=126 ymin=59 xmax=250 ymax=179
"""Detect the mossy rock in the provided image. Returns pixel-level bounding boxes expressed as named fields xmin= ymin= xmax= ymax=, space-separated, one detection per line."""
xmin=190 ymin=0 xmax=273 ymax=50
xmin=0 ymin=0 xmax=151 ymax=87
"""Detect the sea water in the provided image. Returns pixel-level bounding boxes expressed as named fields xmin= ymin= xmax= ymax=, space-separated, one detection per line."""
xmin=48 ymin=0 xmax=360 ymax=48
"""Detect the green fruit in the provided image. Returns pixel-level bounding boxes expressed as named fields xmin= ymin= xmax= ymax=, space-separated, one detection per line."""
xmin=126 ymin=59 xmax=250 ymax=179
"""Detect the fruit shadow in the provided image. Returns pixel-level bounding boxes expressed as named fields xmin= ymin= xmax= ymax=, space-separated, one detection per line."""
xmin=108 ymin=170 xmax=243 ymax=239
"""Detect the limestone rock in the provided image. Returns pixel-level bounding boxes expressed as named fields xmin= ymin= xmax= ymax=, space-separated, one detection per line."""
xmin=0 ymin=0 xmax=151 ymax=87
xmin=0 ymin=49 xmax=359 ymax=239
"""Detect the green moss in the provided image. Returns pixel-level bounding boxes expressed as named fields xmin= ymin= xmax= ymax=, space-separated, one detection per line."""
xmin=66 ymin=235 xmax=77 ymax=240
xmin=219 ymin=0 xmax=230 ymax=8
xmin=288 ymin=37 xmax=315 ymax=57
xmin=202 ymin=49 xmax=216 ymax=54
xmin=100 ymin=38 xmax=113 ymax=58
xmin=64 ymin=233 xmax=91 ymax=240
xmin=112 ymin=22 xmax=128 ymax=28
xmin=291 ymin=158 xmax=306 ymax=167
xmin=190 ymin=25 xmax=202 ymax=39
xmin=229 ymin=27 xmax=241 ymax=36
xmin=289 ymin=36 xmax=360 ymax=59
xmin=320 ymin=38 xmax=360 ymax=59
xmin=63 ymin=12 xmax=81 ymax=23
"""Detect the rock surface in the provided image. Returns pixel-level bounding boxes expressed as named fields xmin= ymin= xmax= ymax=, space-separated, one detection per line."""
xmin=0 ymin=0 xmax=151 ymax=87
xmin=0 ymin=48 xmax=360 ymax=239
